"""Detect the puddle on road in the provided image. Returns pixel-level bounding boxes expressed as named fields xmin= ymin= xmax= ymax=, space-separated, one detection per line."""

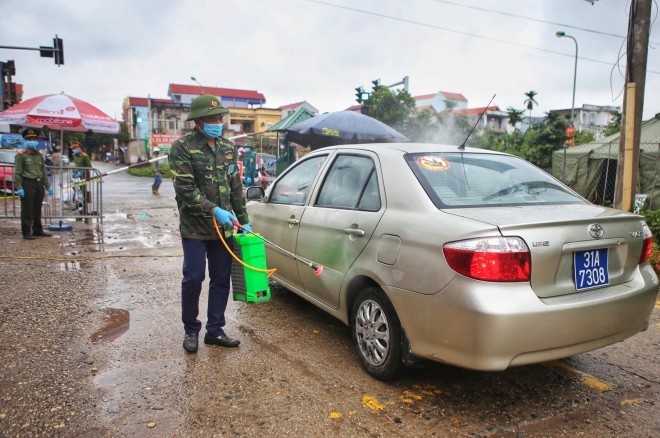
xmin=91 ymin=308 xmax=130 ymax=343
xmin=59 ymin=261 xmax=81 ymax=271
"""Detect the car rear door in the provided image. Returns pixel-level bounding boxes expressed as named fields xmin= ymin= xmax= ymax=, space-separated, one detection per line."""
xmin=295 ymin=151 xmax=385 ymax=309
xmin=250 ymin=154 xmax=330 ymax=292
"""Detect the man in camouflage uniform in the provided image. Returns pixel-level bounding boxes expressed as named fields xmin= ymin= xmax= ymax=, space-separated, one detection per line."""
xmin=169 ymin=94 xmax=253 ymax=354
xmin=15 ymin=129 xmax=53 ymax=239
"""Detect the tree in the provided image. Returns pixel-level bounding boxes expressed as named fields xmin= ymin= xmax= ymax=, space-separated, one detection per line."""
xmin=506 ymin=107 xmax=524 ymax=149
xmin=523 ymin=90 xmax=538 ymax=120
xmin=442 ymin=99 xmax=458 ymax=112
xmin=368 ymin=87 xmax=416 ymax=128
xmin=575 ymin=129 xmax=595 ymax=145
xmin=524 ymin=110 xmax=569 ymax=168
xmin=604 ymin=108 xmax=622 ymax=137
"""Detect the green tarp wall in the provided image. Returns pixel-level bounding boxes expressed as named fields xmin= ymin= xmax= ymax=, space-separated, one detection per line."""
xmin=552 ymin=115 xmax=660 ymax=209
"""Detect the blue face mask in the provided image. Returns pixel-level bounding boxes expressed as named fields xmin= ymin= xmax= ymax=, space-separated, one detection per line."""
xmin=202 ymin=123 xmax=223 ymax=138
xmin=26 ymin=140 xmax=38 ymax=149
xmin=73 ymin=149 xmax=80 ymax=155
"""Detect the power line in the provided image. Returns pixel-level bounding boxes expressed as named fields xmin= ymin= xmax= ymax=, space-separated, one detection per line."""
xmin=429 ymin=0 xmax=660 ymax=45
xmin=306 ymin=0 xmax=660 ymax=75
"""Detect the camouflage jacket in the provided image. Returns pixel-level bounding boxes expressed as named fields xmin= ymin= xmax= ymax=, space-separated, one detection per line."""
xmin=169 ymin=130 xmax=247 ymax=240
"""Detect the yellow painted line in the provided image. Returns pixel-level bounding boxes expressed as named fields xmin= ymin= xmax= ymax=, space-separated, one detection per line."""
xmin=329 ymin=412 xmax=342 ymax=419
xmin=362 ymin=395 xmax=384 ymax=413
xmin=620 ymin=398 xmax=644 ymax=406
xmin=543 ymin=361 xmax=612 ymax=391
xmin=655 ymin=301 xmax=660 ymax=309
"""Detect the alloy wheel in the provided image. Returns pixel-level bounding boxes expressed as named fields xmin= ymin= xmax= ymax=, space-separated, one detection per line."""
xmin=355 ymin=299 xmax=390 ymax=366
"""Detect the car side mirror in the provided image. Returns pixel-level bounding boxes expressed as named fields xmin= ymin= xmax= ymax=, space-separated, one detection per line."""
xmin=246 ymin=186 xmax=265 ymax=201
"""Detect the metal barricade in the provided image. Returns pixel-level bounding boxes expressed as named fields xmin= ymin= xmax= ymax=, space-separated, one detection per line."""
xmin=0 ymin=164 xmax=103 ymax=230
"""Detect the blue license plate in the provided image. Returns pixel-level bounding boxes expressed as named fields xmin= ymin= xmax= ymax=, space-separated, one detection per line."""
xmin=574 ymin=249 xmax=609 ymax=291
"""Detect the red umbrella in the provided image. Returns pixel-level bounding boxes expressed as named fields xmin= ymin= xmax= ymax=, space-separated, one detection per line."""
xmin=0 ymin=93 xmax=119 ymax=133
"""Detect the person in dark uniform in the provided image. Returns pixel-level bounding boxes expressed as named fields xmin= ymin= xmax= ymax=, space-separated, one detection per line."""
xmin=15 ymin=129 xmax=52 ymax=239
xmin=151 ymin=147 xmax=162 ymax=195
xmin=243 ymin=143 xmax=257 ymax=186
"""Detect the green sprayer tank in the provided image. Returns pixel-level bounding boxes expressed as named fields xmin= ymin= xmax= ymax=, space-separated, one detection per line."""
xmin=231 ymin=233 xmax=271 ymax=303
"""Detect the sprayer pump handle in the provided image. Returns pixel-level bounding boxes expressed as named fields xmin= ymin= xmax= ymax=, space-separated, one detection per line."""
xmin=231 ymin=220 xmax=241 ymax=228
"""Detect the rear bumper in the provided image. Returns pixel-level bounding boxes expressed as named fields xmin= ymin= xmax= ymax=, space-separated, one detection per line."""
xmin=385 ymin=264 xmax=658 ymax=371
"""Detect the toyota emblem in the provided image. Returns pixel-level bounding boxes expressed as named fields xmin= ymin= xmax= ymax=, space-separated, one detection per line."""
xmin=588 ymin=224 xmax=604 ymax=239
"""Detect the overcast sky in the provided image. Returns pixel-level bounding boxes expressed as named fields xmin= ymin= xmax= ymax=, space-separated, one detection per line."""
xmin=3 ymin=0 xmax=659 ymax=121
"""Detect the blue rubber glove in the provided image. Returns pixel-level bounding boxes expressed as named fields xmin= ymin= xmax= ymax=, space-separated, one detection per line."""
xmin=241 ymin=223 xmax=253 ymax=237
xmin=17 ymin=189 xmax=25 ymax=198
xmin=268 ymin=160 xmax=277 ymax=166
xmin=211 ymin=207 xmax=237 ymax=227
xmin=47 ymin=188 xmax=53 ymax=196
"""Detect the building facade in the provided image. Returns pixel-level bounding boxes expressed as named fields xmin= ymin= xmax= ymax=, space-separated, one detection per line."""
xmin=122 ymin=84 xmax=281 ymax=162
xmin=414 ymin=91 xmax=468 ymax=111
xmin=454 ymin=106 xmax=507 ymax=134
xmin=278 ymin=101 xmax=319 ymax=118
xmin=554 ymin=104 xmax=619 ymax=134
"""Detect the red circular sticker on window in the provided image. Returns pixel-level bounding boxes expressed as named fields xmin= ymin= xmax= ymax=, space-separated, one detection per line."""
xmin=417 ymin=156 xmax=450 ymax=171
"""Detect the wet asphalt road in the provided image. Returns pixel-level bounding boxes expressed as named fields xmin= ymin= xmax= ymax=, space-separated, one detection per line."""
xmin=1 ymin=161 xmax=660 ymax=437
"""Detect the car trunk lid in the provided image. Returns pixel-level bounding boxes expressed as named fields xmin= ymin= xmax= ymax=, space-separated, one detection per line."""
xmin=445 ymin=204 xmax=646 ymax=297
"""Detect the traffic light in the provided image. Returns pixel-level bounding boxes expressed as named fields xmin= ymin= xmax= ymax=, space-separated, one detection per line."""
xmin=361 ymin=91 xmax=371 ymax=102
xmin=53 ymin=36 xmax=64 ymax=66
xmin=372 ymin=79 xmax=381 ymax=92
xmin=355 ymin=86 xmax=364 ymax=104
xmin=135 ymin=111 xmax=143 ymax=123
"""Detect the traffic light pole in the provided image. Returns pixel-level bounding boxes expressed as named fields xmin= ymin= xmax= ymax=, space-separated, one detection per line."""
xmin=0 ymin=35 xmax=64 ymax=66
xmin=385 ymin=76 xmax=409 ymax=92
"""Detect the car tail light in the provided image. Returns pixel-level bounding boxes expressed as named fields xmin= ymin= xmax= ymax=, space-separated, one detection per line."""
xmin=443 ymin=237 xmax=531 ymax=282
xmin=638 ymin=221 xmax=653 ymax=264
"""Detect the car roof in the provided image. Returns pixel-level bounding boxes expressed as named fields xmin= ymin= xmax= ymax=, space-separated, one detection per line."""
xmin=308 ymin=143 xmax=509 ymax=157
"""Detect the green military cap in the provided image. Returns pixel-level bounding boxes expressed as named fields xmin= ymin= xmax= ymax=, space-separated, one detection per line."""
xmin=22 ymin=128 xmax=40 ymax=139
xmin=186 ymin=94 xmax=229 ymax=121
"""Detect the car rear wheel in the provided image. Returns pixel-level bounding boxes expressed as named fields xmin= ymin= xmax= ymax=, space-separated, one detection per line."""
xmin=351 ymin=288 xmax=402 ymax=380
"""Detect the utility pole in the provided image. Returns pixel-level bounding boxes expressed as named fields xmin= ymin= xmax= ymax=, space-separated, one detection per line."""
xmin=615 ymin=0 xmax=651 ymax=211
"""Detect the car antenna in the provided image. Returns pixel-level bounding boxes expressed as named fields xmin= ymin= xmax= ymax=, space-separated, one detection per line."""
xmin=458 ymin=94 xmax=496 ymax=150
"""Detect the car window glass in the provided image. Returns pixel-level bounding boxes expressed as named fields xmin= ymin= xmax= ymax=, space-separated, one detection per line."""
xmin=316 ymin=155 xmax=375 ymax=209
xmin=269 ymin=155 xmax=327 ymax=205
xmin=406 ymin=153 xmax=584 ymax=208
xmin=357 ymin=171 xmax=381 ymax=211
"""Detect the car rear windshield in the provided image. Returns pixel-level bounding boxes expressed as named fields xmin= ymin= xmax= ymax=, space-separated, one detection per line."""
xmin=405 ymin=152 xmax=585 ymax=208
xmin=0 ymin=151 xmax=18 ymax=164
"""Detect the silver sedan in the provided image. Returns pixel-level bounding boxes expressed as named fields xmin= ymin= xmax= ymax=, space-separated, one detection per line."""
xmin=245 ymin=143 xmax=659 ymax=380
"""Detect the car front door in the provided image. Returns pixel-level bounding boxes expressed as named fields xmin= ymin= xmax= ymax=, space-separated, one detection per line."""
xmin=295 ymin=151 xmax=385 ymax=309
xmin=250 ymin=154 xmax=329 ymax=292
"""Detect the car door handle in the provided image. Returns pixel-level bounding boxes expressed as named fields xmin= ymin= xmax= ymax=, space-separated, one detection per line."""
xmin=344 ymin=228 xmax=365 ymax=237
xmin=286 ymin=218 xmax=299 ymax=225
